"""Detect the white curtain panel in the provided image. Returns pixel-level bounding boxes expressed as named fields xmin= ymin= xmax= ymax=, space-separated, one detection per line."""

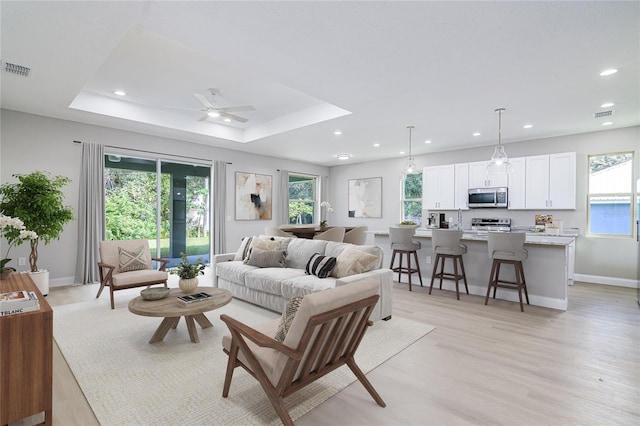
xmin=279 ymin=169 xmax=290 ymax=225
xmin=75 ymin=142 xmax=105 ymax=284
xmin=213 ymin=160 xmax=227 ymax=254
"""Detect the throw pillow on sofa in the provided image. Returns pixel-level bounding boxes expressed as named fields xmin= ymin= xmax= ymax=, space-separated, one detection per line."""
xmin=244 ymin=247 xmax=287 ymax=268
xmin=274 ymin=296 xmax=304 ymax=342
xmin=332 ymin=246 xmax=379 ymax=278
xmin=233 ymin=236 xmax=254 ymax=261
xmin=305 ymin=253 xmax=337 ymax=278
xmin=250 ymin=237 xmax=282 ymax=251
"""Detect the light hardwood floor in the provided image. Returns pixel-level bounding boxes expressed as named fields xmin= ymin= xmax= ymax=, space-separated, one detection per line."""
xmin=29 ymin=281 xmax=640 ymax=425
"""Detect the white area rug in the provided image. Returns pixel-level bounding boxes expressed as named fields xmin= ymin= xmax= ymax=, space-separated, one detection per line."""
xmin=54 ymin=295 xmax=434 ymax=426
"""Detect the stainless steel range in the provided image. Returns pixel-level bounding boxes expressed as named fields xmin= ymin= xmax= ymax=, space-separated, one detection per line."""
xmin=471 ymin=217 xmax=512 ymax=232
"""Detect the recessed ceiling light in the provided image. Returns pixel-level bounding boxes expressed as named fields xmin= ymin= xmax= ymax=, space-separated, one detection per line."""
xmin=336 ymin=153 xmax=351 ymax=160
xmin=223 ymin=118 xmax=232 ymax=123
xmin=599 ymin=69 xmax=618 ymax=76
xmin=601 ymin=102 xmax=615 ymax=108
xmin=207 ymin=111 xmax=220 ymax=118
xmin=523 ymin=124 xmax=533 ymax=129
xmin=114 ymin=90 xmax=126 ymax=96
xmin=399 ymin=151 xmax=406 ymax=155
xmin=334 ymin=130 xmax=342 ymax=135
xmin=473 ymin=132 xmax=481 ymax=137
xmin=424 ymin=140 xmax=432 ymax=144
xmin=373 ymin=143 xmax=380 ymax=147
xmin=602 ymin=121 xmax=613 ymax=126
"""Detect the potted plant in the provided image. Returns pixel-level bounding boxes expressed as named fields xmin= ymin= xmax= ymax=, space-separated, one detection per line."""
xmin=0 ymin=171 xmax=74 ymax=294
xmin=319 ymin=201 xmax=334 ymax=228
xmin=170 ymin=252 xmax=205 ymax=294
xmin=0 ymin=214 xmax=38 ymax=279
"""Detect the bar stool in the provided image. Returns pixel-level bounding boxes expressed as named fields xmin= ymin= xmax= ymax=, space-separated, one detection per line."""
xmin=485 ymin=232 xmax=529 ymax=312
xmin=389 ymin=226 xmax=423 ymax=291
xmin=429 ymin=229 xmax=468 ymax=300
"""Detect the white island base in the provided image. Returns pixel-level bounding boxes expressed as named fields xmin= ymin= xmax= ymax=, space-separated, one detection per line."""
xmin=373 ymin=230 xmax=576 ymax=311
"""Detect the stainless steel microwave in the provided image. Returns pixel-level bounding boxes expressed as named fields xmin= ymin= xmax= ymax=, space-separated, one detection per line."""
xmin=468 ymin=187 xmax=508 ymax=208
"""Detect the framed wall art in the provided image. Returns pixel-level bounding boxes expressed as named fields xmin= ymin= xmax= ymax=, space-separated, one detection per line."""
xmin=348 ymin=177 xmax=382 ymax=218
xmin=235 ymin=172 xmax=272 ymax=220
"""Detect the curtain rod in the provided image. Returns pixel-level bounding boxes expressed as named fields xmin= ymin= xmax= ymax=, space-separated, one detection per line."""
xmin=73 ymin=140 xmax=231 ymax=164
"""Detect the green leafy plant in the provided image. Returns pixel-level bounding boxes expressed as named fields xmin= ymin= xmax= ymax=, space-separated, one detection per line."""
xmin=170 ymin=252 xmax=205 ymax=279
xmin=0 ymin=171 xmax=74 ymax=272
xmin=399 ymin=220 xmax=417 ymax=225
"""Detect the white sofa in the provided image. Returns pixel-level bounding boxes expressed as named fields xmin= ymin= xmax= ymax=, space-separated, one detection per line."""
xmin=212 ymin=236 xmax=393 ymax=321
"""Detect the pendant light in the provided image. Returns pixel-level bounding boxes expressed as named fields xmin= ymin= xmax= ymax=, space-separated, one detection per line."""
xmin=486 ymin=108 xmax=513 ymax=178
xmin=401 ymin=125 xmax=417 ymax=179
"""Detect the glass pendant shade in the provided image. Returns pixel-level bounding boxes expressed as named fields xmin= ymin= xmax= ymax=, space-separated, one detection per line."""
xmin=401 ymin=125 xmax=416 ymax=179
xmin=486 ymin=108 xmax=512 ymax=178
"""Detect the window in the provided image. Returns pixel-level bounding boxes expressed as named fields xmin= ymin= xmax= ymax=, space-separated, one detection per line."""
xmin=587 ymin=152 xmax=634 ymax=237
xmin=402 ymin=172 xmax=422 ymax=224
xmin=288 ymin=174 xmax=318 ymax=224
xmin=104 ymin=154 xmax=211 ymax=264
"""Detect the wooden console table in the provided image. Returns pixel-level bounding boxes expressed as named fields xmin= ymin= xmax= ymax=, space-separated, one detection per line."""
xmin=0 ymin=273 xmax=53 ymax=426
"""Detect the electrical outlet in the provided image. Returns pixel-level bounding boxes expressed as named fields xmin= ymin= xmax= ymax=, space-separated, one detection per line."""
xmin=18 ymin=257 xmax=26 ymax=266
xmin=425 ymin=256 xmax=431 ymax=264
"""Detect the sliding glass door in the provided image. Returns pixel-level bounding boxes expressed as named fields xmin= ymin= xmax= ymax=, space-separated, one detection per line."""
xmin=105 ymin=154 xmax=211 ymax=266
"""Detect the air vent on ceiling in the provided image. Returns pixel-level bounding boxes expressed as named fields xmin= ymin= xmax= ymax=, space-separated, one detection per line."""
xmin=593 ymin=110 xmax=615 ymax=119
xmin=2 ymin=61 xmax=31 ymax=77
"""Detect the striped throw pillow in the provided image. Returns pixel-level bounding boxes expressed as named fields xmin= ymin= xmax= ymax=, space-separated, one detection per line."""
xmin=305 ymin=252 xmax=337 ymax=278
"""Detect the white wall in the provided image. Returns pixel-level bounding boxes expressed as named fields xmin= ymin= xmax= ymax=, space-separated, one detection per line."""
xmin=0 ymin=109 xmax=328 ymax=283
xmin=1 ymin=108 xmax=637 ymax=284
xmin=330 ymin=126 xmax=640 ymax=282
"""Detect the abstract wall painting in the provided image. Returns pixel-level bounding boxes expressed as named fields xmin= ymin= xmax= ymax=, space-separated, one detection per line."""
xmin=348 ymin=177 xmax=382 ymax=218
xmin=235 ymin=172 xmax=272 ymax=220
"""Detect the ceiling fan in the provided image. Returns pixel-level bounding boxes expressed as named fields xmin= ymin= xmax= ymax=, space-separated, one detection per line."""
xmin=193 ymin=88 xmax=255 ymax=123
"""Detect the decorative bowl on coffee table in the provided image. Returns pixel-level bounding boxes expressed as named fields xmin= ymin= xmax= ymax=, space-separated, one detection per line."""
xmin=140 ymin=287 xmax=170 ymax=301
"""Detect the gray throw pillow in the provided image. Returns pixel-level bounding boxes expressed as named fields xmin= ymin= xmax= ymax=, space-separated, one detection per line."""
xmin=117 ymin=246 xmax=149 ymax=272
xmin=244 ymin=247 xmax=287 ymax=268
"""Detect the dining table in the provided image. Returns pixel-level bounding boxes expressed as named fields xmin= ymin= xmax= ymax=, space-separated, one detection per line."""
xmin=278 ymin=225 xmax=354 ymax=239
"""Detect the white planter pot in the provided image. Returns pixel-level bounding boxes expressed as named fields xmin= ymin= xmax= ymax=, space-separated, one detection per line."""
xmin=178 ymin=277 xmax=199 ymax=294
xmin=26 ymin=269 xmax=49 ymax=296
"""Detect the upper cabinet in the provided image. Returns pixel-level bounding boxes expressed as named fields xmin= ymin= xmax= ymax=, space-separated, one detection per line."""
xmin=507 ymin=157 xmax=526 ymax=209
xmin=423 ymin=164 xmax=455 ymax=210
xmin=454 ymin=163 xmax=469 ymax=210
xmin=468 ymin=161 xmax=508 ymax=188
xmin=525 ymin=152 xmax=576 ymax=209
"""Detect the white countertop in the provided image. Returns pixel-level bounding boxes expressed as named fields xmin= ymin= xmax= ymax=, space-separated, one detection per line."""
xmin=371 ymin=228 xmax=577 ymax=246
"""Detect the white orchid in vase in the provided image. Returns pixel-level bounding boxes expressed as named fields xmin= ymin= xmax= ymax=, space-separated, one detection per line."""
xmin=319 ymin=201 xmax=334 ymax=227
xmin=0 ymin=214 xmax=38 ymax=276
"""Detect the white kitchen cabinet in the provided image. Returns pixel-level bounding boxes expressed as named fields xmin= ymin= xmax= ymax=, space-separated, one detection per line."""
xmin=507 ymin=157 xmax=526 ymax=209
xmin=422 ymin=165 xmax=455 ymax=210
xmin=525 ymin=152 xmax=576 ymax=209
xmin=468 ymin=160 xmax=508 ymax=188
xmin=454 ymin=163 xmax=469 ymax=210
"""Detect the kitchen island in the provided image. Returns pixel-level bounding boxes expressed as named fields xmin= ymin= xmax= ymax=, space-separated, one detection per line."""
xmin=372 ymin=229 xmax=577 ymax=310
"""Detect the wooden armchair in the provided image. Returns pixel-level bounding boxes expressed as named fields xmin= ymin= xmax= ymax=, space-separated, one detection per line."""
xmin=96 ymin=239 xmax=170 ymax=309
xmin=220 ymin=279 xmax=385 ymax=426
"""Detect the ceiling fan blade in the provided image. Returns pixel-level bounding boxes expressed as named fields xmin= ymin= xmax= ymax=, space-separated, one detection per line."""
xmin=218 ymin=105 xmax=255 ymax=113
xmin=194 ymin=93 xmax=215 ymax=109
xmin=164 ymin=105 xmax=201 ymax=111
xmin=219 ymin=111 xmax=248 ymax=123
xmin=197 ymin=112 xmax=210 ymax=122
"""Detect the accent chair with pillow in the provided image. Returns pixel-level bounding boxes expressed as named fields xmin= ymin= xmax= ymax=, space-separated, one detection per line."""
xmin=212 ymin=235 xmax=393 ymax=321
xmin=96 ymin=239 xmax=170 ymax=309
xmin=220 ymin=279 xmax=386 ymax=426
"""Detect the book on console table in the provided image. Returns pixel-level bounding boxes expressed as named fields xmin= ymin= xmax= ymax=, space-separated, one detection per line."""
xmin=177 ymin=292 xmax=212 ymax=307
xmin=0 ymin=290 xmax=40 ymax=316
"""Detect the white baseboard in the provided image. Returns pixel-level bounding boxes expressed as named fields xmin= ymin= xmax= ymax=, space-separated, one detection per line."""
xmin=574 ymin=273 xmax=638 ymax=289
xmin=50 ymin=276 xmax=79 ymax=287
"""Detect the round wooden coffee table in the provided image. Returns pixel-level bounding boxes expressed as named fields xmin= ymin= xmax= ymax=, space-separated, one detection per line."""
xmin=128 ymin=286 xmax=232 ymax=344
